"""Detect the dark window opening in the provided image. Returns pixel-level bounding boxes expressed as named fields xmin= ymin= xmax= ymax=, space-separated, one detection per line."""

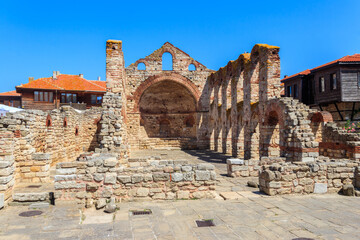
xmin=75 ymin=127 xmax=79 ymax=136
xmin=319 ymin=77 xmax=325 ymax=92
xmin=293 ymin=84 xmax=298 ymax=98
xmin=91 ymin=95 xmax=102 ymax=105
xmin=61 ymin=93 xmax=77 ymax=103
xmin=286 ymin=86 xmax=292 ymax=97
xmin=330 ymin=73 xmax=337 ymax=90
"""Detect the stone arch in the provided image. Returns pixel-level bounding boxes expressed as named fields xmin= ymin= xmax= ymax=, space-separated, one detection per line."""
xmin=262 ymin=98 xmax=318 ymax=162
xmin=309 ymin=111 xmax=333 ymax=143
xmin=133 ymin=73 xmax=201 ymax=113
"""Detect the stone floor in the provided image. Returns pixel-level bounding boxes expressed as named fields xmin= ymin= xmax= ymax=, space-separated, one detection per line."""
xmin=2 ymin=149 xmax=359 ymax=239
xmin=1 ymin=193 xmax=360 ymax=239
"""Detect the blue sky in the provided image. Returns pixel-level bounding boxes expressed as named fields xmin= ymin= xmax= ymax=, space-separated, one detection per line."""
xmin=0 ymin=0 xmax=359 ymax=92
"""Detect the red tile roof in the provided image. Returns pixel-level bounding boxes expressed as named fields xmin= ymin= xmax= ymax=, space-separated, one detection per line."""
xmin=0 ymin=90 xmax=21 ymax=97
xmin=282 ymin=69 xmax=311 ymax=82
xmin=281 ymin=54 xmax=360 ymax=82
xmin=16 ymin=74 xmax=106 ymax=92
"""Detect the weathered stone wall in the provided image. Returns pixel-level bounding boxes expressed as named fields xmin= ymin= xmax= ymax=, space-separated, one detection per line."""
xmin=208 ymin=44 xmax=319 ymax=163
xmin=309 ymin=111 xmax=360 ymax=160
xmin=54 ymin=153 xmax=216 ymax=208
xmin=0 ymin=106 xmax=102 ymax=203
xmin=259 ymin=157 xmax=358 ymax=195
xmin=97 ymin=93 xmax=128 ymax=162
xmin=106 ymin=40 xmax=214 ymax=151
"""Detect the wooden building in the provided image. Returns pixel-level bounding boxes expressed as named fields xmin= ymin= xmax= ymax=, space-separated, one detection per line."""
xmin=281 ymin=54 xmax=360 ymax=121
xmin=0 ymin=72 xmax=106 ymax=111
xmin=0 ymin=91 xmax=21 ymax=108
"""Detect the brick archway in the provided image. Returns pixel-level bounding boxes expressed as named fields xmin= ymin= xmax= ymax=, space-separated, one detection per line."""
xmin=132 ymin=72 xmax=201 ymax=113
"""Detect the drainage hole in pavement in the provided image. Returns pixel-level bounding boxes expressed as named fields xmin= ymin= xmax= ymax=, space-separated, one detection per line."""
xmin=27 ymin=185 xmax=41 ymax=188
xmin=19 ymin=210 xmax=43 ymax=217
xmin=130 ymin=209 xmax=152 ymax=216
xmin=196 ymin=219 xmax=215 ymax=227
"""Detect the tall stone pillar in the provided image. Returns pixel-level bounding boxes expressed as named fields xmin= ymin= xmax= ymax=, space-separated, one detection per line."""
xmin=106 ymin=40 xmax=126 ymax=94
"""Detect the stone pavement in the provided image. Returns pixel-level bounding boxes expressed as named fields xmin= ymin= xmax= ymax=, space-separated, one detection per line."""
xmin=0 ymin=193 xmax=360 ymax=240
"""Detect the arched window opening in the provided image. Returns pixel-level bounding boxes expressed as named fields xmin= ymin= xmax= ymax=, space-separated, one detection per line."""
xmin=188 ymin=64 xmax=196 ymax=71
xmin=137 ymin=62 xmax=146 ymax=70
xmin=267 ymin=111 xmax=279 ymax=126
xmin=159 ymin=119 xmax=171 ymax=137
xmin=75 ymin=126 xmax=79 ymax=136
xmin=162 ymin=52 xmax=173 ymax=71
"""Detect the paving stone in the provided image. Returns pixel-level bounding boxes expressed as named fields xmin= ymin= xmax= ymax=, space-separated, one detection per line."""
xmin=219 ymin=192 xmax=243 ymax=200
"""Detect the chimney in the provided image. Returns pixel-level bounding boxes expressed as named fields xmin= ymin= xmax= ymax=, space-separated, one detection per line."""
xmin=29 ymin=77 xmax=34 ymax=82
xmin=97 ymin=76 xmax=101 ymax=81
xmin=53 ymin=71 xmax=57 ymax=79
xmin=284 ymin=75 xmax=288 ymax=78
xmin=79 ymin=74 xmax=84 ymax=78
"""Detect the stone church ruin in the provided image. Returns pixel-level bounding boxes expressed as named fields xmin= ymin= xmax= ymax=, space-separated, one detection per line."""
xmin=1 ymin=40 xmax=360 ymax=209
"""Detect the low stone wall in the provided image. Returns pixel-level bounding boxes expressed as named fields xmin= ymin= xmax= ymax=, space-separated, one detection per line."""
xmin=0 ymin=155 xmax=15 ymax=204
xmin=19 ymin=153 xmax=50 ymax=183
xmin=259 ymin=157 xmax=359 ymax=195
xmin=227 ymin=157 xmax=285 ymax=177
xmin=319 ymin=122 xmax=360 ymax=160
xmin=55 ymin=153 xmax=216 ymax=208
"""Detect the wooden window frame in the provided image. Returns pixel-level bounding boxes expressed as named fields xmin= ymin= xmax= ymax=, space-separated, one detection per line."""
xmin=34 ymin=91 xmax=54 ymax=103
xmin=330 ymin=73 xmax=337 ymax=90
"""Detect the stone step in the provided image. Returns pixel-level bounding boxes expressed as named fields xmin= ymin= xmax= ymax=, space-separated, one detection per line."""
xmin=11 ymin=182 xmax=54 ymax=205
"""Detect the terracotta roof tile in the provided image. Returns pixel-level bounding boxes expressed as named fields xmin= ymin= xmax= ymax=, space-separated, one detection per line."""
xmin=281 ymin=54 xmax=360 ymax=82
xmin=281 ymin=69 xmax=311 ymax=82
xmin=16 ymin=74 xmax=106 ymax=92
xmin=0 ymin=90 xmax=21 ymax=96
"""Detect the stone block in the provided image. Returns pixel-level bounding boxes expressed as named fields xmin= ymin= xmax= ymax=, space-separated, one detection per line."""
xmin=177 ymin=191 xmax=190 ymax=199
xmin=171 ymin=173 xmax=183 ymax=182
xmin=153 ymin=173 xmax=170 ymax=182
xmin=104 ymin=173 xmax=117 ymax=184
xmin=152 ymin=193 xmax=165 ymax=199
xmin=96 ymin=198 xmax=106 ymax=209
xmin=136 ymin=187 xmax=149 ymax=197
xmin=343 ymin=184 xmax=355 ymax=196
xmin=56 ymin=168 xmax=76 ymax=175
xmin=117 ymin=175 xmax=131 ymax=184
xmin=13 ymin=192 xmax=47 ymax=202
xmin=195 ymin=170 xmax=210 ymax=181
xmin=227 ymin=158 xmax=244 ymax=165
xmin=0 ymin=193 xmax=3 ymax=209
xmin=32 ymin=153 xmax=50 ymax=161
xmin=183 ymin=172 xmax=194 ymax=181
xmin=314 ymin=183 xmax=327 ymax=194
xmin=132 ymin=174 xmax=143 ymax=183
xmin=192 ymin=191 xmax=206 ymax=199
xmin=181 ymin=165 xmax=192 ymax=172
xmin=93 ymin=173 xmax=104 ymax=182
xmin=197 ymin=163 xmax=215 ymax=170
xmin=104 ymin=157 xmax=118 ymax=167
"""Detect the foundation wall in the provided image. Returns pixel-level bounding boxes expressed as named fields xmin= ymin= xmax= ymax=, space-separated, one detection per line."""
xmin=0 ymin=106 xmax=102 ymax=203
xmin=54 ymin=153 xmax=217 ymax=208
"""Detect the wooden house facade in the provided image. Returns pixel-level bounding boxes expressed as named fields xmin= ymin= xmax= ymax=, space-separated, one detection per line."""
xmin=282 ymin=54 xmax=360 ymax=121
